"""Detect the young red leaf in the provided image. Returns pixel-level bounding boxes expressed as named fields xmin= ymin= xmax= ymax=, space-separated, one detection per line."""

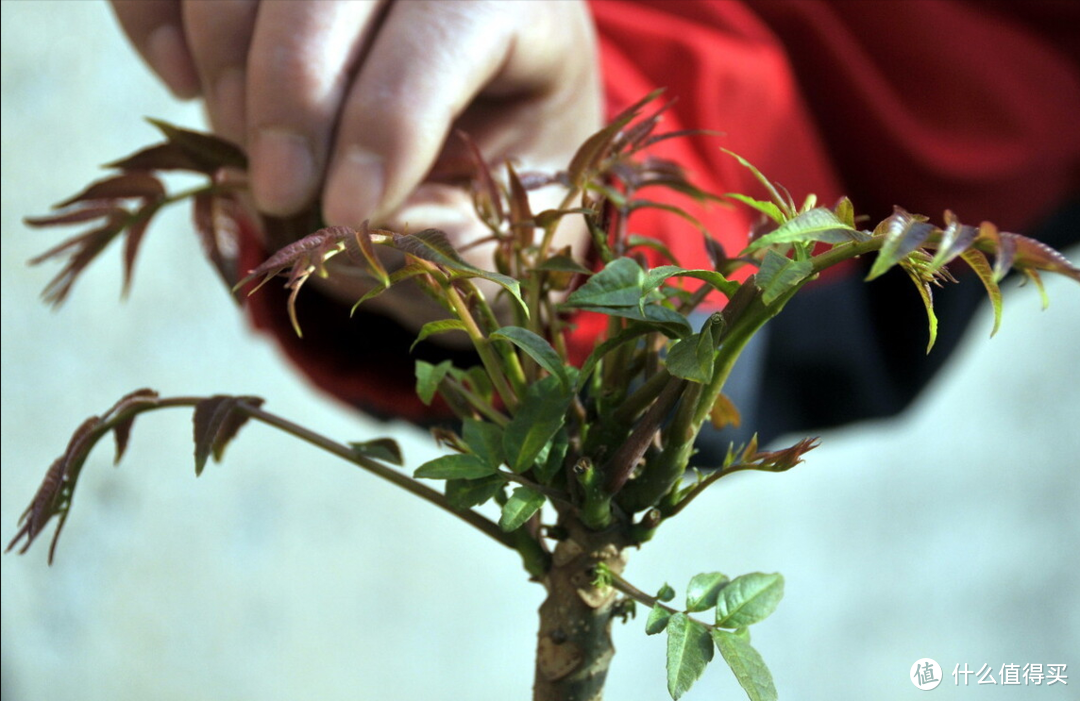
xmin=743 ymin=437 xmax=820 ymax=473
xmin=54 ymin=172 xmax=165 ymax=208
xmin=457 ymin=130 xmax=504 ymax=227
xmin=192 ymin=395 xmax=264 ymax=476
xmin=7 ymin=415 xmax=102 ymax=564
xmin=568 ymin=89 xmax=663 ymax=188
xmin=866 ymin=208 xmax=935 ymax=281
xmin=29 ymin=212 xmax=129 ymax=306
xmin=960 ymin=248 xmax=1004 ymax=337
xmin=146 ymin=118 xmax=248 ymax=171
xmin=121 ymin=204 xmax=158 ymax=295
xmin=104 ymin=142 xmax=209 ymax=173
xmin=24 ymin=204 xmax=121 ymax=228
xmin=192 ymin=191 xmax=244 ymax=292
xmin=106 ymin=388 xmax=160 ymax=464
xmin=929 ymin=210 xmax=979 ymax=270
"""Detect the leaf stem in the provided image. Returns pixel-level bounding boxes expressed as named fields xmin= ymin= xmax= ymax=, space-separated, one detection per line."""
xmin=606 ymin=571 xmax=715 ymax=630
xmin=442 ymin=278 xmax=520 ymax=412
xmin=232 ymin=400 xmax=516 ymax=548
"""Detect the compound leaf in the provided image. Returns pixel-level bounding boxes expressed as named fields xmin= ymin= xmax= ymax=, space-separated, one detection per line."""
xmin=713 ymin=629 xmax=778 ymax=701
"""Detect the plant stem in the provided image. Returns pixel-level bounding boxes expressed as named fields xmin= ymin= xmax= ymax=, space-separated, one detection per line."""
xmin=233 ymin=400 xmax=516 ymax=549
xmin=136 ymin=397 xmax=518 ymax=550
xmin=533 ymin=516 xmax=629 ymax=701
xmin=606 ymin=571 xmax=714 ymax=631
xmin=443 ymin=280 xmax=520 ymax=411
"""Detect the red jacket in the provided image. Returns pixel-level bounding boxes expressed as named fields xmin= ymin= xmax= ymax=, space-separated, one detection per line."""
xmin=242 ymin=0 xmax=1080 ymax=428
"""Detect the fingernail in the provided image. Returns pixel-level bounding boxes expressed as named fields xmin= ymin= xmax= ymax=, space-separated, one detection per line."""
xmin=146 ymin=25 xmax=200 ymax=99
xmin=251 ymin=129 xmax=317 ymax=215
xmin=210 ymin=67 xmax=246 ymax=146
xmin=324 ymin=147 xmax=385 ymax=227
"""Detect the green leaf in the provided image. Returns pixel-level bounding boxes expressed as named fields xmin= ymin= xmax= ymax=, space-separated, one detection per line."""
xmin=724 ymin=192 xmax=785 ymax=224
xmin=646 ymin=604 xmax=672 ymax=635
xmin=569 ymin=301 xmax=692 ymax=338
xmin=644 ymin=266 xmax=740 ymax=299
xmin=834 ymin=196 xmax=856 ymax=228
xmin=445 ymin=475 xmax=503 ymax=510
xmin=499 ymin=486 xmax=545 ymax=532
xmin=503 ymin=375 xmax=572 ymax=473
xmin=714 ymin=573 xmax=784 ymax=628
xmin=720 ymin=149 xmax=792 ymax=220
xmin=415 ymin=359 xmax=452 ymax=406
xmin=534 ymin=427 xmax=569 ymax=485
xmin=712 ymin=630 xmax=778 ymax=701
xmin=666 ymin=330 xmax=716 ymax=384
xmin=348 ymin=438 xmax=403 ymax=466
xmin=410 ymin=319 xmax=467 ymax=351
xmin=755 ymin=249 xmax=813 ymax=305
xmin=576 ymin=323 xmax=656 ymax=391
xmin=491 ymin=326 xmax=570 ymax=388
xmin=414 ymin=453 xmax=496 ymax=480
xmin=462 ymin=418 xmax=505 ymax=470
xmin=657 ymin=583 xmax=677 ymax=602
xmin=666 ymin=613 xmax=714 ymax=700
xmin=685 ymin=572 xmax=731 ymax=613
xmin=565 ymin=257 xmax=645 ymax=309
xmin=743 ymin=207 xmax=862 ymax=255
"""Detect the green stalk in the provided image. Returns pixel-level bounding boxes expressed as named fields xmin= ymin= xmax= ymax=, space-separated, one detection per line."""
xmin=443 ymin=280 xmax=520 ymax=412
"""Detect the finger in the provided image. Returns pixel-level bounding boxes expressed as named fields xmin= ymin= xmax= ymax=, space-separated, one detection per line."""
xmin=322 ymin=1 xmax=513 ymax=227
xmin=180 ymin=0 xmax=259 ymax=145
xmin=321 ymin=0 xmax=573 ymax=228
xmin=245 ymin=0 xmax=386 ymax=216
xmin=110 ymin=0 xmax=200 ymax=98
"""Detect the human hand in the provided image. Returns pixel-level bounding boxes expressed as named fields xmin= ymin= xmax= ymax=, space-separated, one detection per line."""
xmin=110 ymin=0 xmax=602 ymax=322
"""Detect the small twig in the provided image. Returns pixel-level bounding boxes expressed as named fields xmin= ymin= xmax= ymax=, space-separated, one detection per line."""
xmin=234 ymin=400 xmax=517 ymax=549
xmin=606 ymin=571 xmax=715 ymax=630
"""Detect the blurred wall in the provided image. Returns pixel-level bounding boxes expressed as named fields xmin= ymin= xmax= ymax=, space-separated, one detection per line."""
xmin=2 ymin=2 xmax=1077 ymax=700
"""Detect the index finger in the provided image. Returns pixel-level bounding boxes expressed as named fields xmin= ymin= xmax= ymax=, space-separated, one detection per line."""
xmin=110 ymin=0 xmax=200 ymax=98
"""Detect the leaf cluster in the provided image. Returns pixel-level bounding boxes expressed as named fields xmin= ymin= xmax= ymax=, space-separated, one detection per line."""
xmin=6 ymin=390 xmax=260 ymax=563
xmin=12 ymin=91 xmax=1080 ymax=701
xmin=630 ymin=571 xmax=784 ymax=700
xmin=25 ymin=120 xmax=248 ymax=304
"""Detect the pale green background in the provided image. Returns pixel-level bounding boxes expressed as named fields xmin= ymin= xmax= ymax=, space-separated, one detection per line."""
xmin=2 ymin=1 xmax=1077 ymax=699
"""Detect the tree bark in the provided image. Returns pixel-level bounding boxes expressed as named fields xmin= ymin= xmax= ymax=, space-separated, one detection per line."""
xmin=533 ymin=517 xmax=629 ymax=701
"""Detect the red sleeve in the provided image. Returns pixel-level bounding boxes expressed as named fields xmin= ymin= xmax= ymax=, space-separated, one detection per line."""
xmin=241 ymin=0 xmax=1080 ymax=421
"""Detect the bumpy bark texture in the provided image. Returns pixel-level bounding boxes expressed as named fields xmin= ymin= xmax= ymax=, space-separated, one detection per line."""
xmin=533 ymin=517 xmax=629 ymax=701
